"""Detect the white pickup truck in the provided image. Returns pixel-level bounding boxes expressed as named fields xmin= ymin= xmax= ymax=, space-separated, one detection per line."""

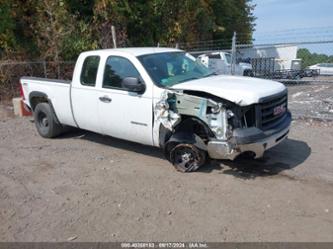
xmin=21 ymin=48 xmax=291 ymax=172
xmin=198 ymin=51 xmax=254 ymax=76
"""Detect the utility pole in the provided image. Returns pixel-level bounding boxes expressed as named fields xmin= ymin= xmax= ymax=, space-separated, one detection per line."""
xmin=231 ymin=32 xmax=237 ymax=75
xmin=111 ymin=25 xmax=117 ymax=48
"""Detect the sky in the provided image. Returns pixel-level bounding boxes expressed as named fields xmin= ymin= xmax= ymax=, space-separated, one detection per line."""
xmin=252 ymin=0 xmax=333 ymax=54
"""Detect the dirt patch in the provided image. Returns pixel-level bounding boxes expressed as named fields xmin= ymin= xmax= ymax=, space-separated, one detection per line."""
xmin=0 ymin=111 xmax=333 ymax=241
xmin=0 ymin=102 xmax=15 ymax=121
xmin=288 ymin=83 xmax=333 ymax=120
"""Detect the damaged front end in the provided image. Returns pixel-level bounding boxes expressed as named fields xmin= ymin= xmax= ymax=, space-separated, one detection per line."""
xmin=154 ymin=89 xmax=291 ymax=161
xmin=154 ymin=90 xmax=238 ymax=160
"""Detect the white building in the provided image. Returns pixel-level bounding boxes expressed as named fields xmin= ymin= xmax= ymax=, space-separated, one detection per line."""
xmin=238 ymin=44 xmax=301 ymax=71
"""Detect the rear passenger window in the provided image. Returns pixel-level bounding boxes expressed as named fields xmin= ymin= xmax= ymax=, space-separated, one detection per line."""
xmin=103 ymin=56 xmax=140 ymax=89
xmin=208 ymin=54 xmax=221 ymax=59
xmin=80 ymin=56 xmax=100 ymax=86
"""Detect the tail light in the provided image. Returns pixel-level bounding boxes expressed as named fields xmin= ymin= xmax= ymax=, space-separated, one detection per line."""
xmin=19 ymin=81 xmax=25 ymax=100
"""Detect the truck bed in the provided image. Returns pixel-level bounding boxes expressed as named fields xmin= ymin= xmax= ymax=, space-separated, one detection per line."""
xmin=20 ymin=77 xmax=76 ymax=127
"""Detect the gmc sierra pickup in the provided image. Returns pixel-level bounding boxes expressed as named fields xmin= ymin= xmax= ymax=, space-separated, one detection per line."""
xmin=20 ymin=47 xmax=291 ymax=172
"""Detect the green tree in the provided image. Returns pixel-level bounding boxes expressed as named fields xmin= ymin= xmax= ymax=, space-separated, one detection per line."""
xmin=1 ymin=0 xmax=256 ymax=59
xmin=0 ymin=0 xmax=40 ymax=58
xmin=92 ymin=0 xmax=129 ymax=48
xmin=297 ymin=48 xmax=333 ymax=68
xmin=0 ymin=1 xmax=16 ymax=52
xmin=34 ymin=0 xmax=70 ymax=60
xmin=156 ymin=0 xmax=215 ymax=45
xmin=66 ymin=0 xmax=95 ymax=21
xmin=61 ymin=20 xmax=98 ymax=60
xmin=211 ymin=0 xmax=256 ymax=44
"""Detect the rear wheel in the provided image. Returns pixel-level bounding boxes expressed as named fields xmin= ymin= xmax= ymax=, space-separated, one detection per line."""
xmin=243 ymin=69 xmax=254 ymax=77
xmin=168 ymin=143 xmax=206 ymax=172
xmin=33 ymin=103 xmax=63 ymax=138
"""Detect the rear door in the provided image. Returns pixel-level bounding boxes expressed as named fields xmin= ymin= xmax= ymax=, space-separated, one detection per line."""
xmin=97 ymin=55 xmax=153 ymax=145
xmin=208 ymin=53 xmax=225 ymax=74
xmin=71 ymin=55 xmax=103 ymax=133
xmin=223 ymin=53 xmax=232 ymax=74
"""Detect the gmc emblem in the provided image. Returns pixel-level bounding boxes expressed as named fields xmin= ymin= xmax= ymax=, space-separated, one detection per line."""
xmin=273 ymin=105 xmax=286 ymax=116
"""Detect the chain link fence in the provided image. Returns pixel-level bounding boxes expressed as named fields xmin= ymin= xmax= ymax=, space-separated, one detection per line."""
xmin=0 ymin=61 xmax=75 ymax=101
xmin=178 ymin=33 xmax=333 ymax=85
xmin=1 ymin=29 xmax=333 ymax=102
xmin=235 ymin=40 xmax=333 ymax=84
xmin=175 ymin=34 xmax=333 ymax=120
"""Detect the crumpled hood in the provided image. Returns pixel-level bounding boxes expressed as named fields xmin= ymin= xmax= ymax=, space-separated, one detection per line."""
xmin=171 ymin=75 xmax=286 ymax=106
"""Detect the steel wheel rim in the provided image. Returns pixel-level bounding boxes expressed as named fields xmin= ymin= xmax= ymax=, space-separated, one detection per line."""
xmin=38 ymin=112 xmax=49 ymax=128
xmin=173 ymin=146 xmax=199 ymax=172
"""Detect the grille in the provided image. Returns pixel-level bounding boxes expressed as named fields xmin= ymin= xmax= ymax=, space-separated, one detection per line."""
xmin=259 ymin=91 xmax=288 ymax=131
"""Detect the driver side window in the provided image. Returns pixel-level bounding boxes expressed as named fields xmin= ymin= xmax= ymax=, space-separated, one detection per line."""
xmin=103 ymin=56 xmax=140 ymax=89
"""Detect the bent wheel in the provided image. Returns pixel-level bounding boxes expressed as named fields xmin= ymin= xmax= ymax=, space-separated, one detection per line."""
xmin=169 ymin=144 xmax=206 ymax=172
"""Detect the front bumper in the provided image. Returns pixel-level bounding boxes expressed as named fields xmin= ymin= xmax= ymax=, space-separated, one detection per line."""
xmin=207 ymin=111 xmax=291 ymax=160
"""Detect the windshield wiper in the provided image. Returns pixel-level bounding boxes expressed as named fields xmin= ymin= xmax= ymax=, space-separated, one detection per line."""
xmin=203 ymin=72 xmax=218 ymax=77
xmin=177 ymin=77 xmax=199 ymax=83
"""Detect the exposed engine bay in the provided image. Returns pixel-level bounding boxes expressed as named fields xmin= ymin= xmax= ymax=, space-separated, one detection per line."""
xmin=154 ymin=90 xmax=237 ymax=160
xmin=154 ymin=89 xmax=290 ymax=163
xmin=154 ymin=90 xmax=233 ymax=140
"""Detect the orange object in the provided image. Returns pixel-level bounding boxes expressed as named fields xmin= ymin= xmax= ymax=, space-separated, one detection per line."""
xmin=20 ymin=99 xmax=32 ymax=116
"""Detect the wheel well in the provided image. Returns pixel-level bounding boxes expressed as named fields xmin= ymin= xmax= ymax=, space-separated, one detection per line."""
xmin=30 ymin=96 xmax=48 ymax=110
xmin=29 ymin=92 xmax=49 ymax=111
xmin=160 ymin=116 xmax=214 ymax=148
xmin=173 ymin=116 xmax=214 ymax=142
xmin=29 ymin=92 xmax=61 ymax=125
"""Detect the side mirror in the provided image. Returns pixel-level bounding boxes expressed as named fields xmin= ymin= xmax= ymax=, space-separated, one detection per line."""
xmin=121 ymin=77 xmax=145 ymax=94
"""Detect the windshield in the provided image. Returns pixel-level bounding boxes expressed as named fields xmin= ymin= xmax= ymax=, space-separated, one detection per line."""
xmin=224 ymin=53 xmax=232 ymax=64
xmin=138 ymin=52 xmax=213 ymax=87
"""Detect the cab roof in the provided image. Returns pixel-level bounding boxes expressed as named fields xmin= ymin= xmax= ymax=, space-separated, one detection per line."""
xmin=82 ymin=47 xmax=183 ymax=57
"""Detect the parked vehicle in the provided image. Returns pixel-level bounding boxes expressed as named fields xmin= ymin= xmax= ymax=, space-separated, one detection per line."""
xmin=198 ymin=51 xmax=254 ymax=76
xmin=308 ymin=63 xmax=333 ymax=75
xmin=254 ymin=68 xmax=320 ymax=80
xmin=20 ymin=48 xmax=291 ymax=172
xmin=250 ymin=57 xmax=320 ymax=80
xmin=301 ymin=68 xmax=320 ymax=78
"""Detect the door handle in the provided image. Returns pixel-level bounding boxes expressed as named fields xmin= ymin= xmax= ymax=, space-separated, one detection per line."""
xmin=99 ymin=96 xmax=112 ymax=103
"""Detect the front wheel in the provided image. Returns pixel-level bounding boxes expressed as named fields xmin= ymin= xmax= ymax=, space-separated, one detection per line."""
xmin=33 ymin=103 xmax=63 ymax=138
xmin=168 ymin=143 xmax=207 ymax=172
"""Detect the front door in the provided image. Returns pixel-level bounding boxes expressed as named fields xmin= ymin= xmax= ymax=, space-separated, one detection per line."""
xmin=97 ymin=56 xmax=153 ymax=145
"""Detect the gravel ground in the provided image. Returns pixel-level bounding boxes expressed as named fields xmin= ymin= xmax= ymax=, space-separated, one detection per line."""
xmin=0 ymin=101 xmax=333 ymax=242
xmin=288 ymin=83 xmax=333 ymax=120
